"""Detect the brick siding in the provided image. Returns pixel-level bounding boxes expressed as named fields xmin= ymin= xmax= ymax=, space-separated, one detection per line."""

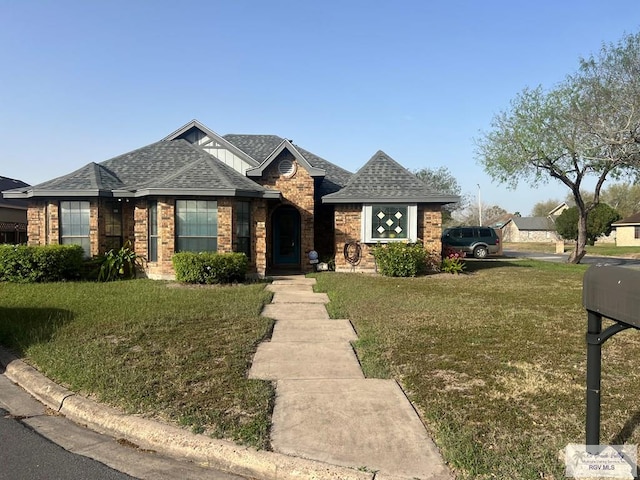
xmin=334 ymin=204 xmax=444 ymax=273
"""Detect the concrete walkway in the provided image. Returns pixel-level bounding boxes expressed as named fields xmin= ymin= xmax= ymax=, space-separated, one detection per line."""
xmin=249 ymin=276 xmax=451 ymax=480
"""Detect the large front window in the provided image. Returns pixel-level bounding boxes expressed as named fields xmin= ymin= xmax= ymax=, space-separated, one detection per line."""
xmin=175 ymin=200 xmax=218 ymax=252
xmin=361 ymin=204 xmax=417 ymax=243
xmin=60 ymin=201 xmax=90 ymax=256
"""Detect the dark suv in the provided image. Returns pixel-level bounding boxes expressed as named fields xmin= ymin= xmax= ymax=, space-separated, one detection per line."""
xmin=441 ymin=226 xmax=500 ymax=259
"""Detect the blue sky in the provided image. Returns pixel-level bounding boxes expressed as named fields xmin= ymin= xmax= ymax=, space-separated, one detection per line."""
xmin=1 ymin=1 xmax=638 ymax=215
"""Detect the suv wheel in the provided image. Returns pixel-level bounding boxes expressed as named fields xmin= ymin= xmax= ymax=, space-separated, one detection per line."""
xmin=473 ymin=246 xmax=488 ymax=259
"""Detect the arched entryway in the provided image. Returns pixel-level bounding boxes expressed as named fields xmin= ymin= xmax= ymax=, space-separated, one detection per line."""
xmin=272 ymin=206 xmax=301 ymax=269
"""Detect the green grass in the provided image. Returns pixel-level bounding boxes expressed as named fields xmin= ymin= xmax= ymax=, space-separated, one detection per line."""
xmin=0 ymin=280 xmax=275 ymax=448
xmin=3 ymin=264 xmax=640 ymax=478
xmin=312 ymin=261 xmax=640 ymax=479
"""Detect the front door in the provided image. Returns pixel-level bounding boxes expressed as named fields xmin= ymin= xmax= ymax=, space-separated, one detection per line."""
xmin=273 ymin=206 xmax=301 ymax=266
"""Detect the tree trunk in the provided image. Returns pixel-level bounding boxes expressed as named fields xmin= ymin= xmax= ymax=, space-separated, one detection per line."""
xmin=568 ymin=211 xmax=588 ymax=263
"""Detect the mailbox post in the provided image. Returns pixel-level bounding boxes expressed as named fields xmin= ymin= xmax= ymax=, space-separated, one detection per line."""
xmin=583 ymin=265 xmax=639 ymax=454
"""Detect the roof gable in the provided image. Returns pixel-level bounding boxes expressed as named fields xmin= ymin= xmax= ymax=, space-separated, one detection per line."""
xmin=164 ymin=120 xmax=259 ymax=168
xmin=322 ymin=150 xmax=460 ymax=204
xmin=245 ymin=139 xmax=325 ymax=178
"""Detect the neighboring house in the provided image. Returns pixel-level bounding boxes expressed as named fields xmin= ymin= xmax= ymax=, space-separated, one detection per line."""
xmin=0 ymin=176 xmax=29 ymax=244
xmin=500 ymin=216 xmax=560 ymax=243
xmin=2 ymin=120 xmax=458 ymax=277
xmin=611 ymin=212 xmax=640 ymax=247
xmin=495 ymin=203 xmax=567 ymax=243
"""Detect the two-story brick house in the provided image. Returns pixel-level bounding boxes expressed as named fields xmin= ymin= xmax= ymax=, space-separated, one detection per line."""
xmin=2 ymin=120 xmax=458 ymax=278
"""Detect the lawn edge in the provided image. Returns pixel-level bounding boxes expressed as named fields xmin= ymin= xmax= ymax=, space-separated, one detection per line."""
xmin=0 ymin=347 xmax=384 ymax=480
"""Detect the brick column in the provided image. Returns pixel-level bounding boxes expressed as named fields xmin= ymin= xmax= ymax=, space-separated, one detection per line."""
xmin=133 ymin=200 xmax=148 ymax=260
xmin=217 ymin=199 xmax=233 ymax=253
xmin=253 ymin=199 xmax=267 ymax=277
xmin=27 ymin=201 xmax=46 ymax=246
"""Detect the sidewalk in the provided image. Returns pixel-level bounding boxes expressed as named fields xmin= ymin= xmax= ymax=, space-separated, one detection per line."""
xmin=249 ymin=276 xmax=451 ymax=480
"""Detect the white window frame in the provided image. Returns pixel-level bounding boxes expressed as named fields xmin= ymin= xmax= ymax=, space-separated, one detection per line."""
xmin=361 ymin=204 xmax=418 ymax=243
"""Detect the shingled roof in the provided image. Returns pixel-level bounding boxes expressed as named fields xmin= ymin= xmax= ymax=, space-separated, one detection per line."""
xmin=612 ymin=212 xmax=640 ymax=226
xmin=224 ymin=134 xmax=353 ymax=196
xmin=0 ymin=176 xmax=29 ymax=208
xmin=3 ymin=140 xmax=279 ymax=199
xmin=510 ymin=216 xmax=556 ymax=231
xmin=322 ymin=150 xmax=460 ymax=204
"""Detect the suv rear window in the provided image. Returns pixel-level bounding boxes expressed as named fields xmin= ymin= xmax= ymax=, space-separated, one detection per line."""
xmin=478 ymin=228 xmax=493 ymax=237
xmin=461 ymin=228 xmax=474 ymax=238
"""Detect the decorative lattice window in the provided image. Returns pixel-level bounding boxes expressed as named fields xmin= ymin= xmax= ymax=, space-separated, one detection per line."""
xmin=372 ymin=206 xmax=407 ymax=239
xmin=361 ymin=204 xmax=418 ymax=243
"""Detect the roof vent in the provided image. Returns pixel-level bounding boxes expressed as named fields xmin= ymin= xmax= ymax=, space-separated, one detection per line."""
xmin=278 ymin=159 xmax=296 ymax=177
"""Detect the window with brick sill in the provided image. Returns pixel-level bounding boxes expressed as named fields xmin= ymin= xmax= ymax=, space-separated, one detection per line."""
xmin=361 ymin=204 xmax=418 ymax=243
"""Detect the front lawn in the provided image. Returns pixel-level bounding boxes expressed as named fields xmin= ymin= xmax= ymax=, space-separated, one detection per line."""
xmin=313 ymin=261 xmax=640 ymax=479
xmin=2 ymin=263 xmax=638 ymax=479
xmin=0 ymin=280 xmax=275 ymax=448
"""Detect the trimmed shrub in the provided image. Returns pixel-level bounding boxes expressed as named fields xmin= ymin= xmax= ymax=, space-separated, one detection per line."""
xmin=371 ymin=242 xmax=432 ymax=277
xmin=0 ymin=244 xmax=85 ymax=283
xmin=172 ymin=252 xmax=248 ymax=284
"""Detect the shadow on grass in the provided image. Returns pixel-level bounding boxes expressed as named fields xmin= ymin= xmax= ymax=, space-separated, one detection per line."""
xmin=464 ymin=259 xmax=533 ymax=273
xmin=0 ymin=307 xmax=74 ymax=360
xmin=611 ymin=410 xmax=640 ymax=445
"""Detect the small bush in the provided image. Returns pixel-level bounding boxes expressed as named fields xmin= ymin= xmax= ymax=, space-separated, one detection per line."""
xmin=173 ymin=252 xmax=248 ymax=284
xmin=0 ymin=244 xmax=85 ymax=283
xmin=98 ymin=241 xmax=143 ymax=282
xmin=441 ymin=246 xmax=466 ymax=274
xmin=372 ymin=242 xmax=431 ymax=277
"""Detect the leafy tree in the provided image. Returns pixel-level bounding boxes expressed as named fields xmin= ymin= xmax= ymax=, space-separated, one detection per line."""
xmin=415 ymin=166 xmax=466 ymax=223
xmin=476 ymin=32 xmax=640 ymax=263
xmin=555 ymin=204 xmax=621 ymax=246
xmin=531 ymin=199 xmax=561 ymax=217
xmin=601 ymin=182 xmax=640 ymax=218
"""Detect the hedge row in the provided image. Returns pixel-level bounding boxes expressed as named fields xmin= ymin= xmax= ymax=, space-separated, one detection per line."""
xmin=0 ymin=244 xmax=85 ymax=283
xmin=172 ymin=252 xmax=248 ymax=284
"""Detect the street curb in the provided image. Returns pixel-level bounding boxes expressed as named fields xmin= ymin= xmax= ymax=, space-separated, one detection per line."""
xmin=0 ymin=348 xmax=379 ymax=480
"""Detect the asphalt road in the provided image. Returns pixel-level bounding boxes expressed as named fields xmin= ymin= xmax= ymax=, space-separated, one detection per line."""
xmin=0 ymin=374 xmax=247 ymax=480
xmin=502 ymin=250 xmax=640 ymax=266
xmin=0 ymin=407 xmax=133 ymax=480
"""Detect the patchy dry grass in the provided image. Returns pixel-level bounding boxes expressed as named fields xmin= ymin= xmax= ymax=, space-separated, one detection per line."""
xmin=0 ymin=280 xmax=274 ymax=448
xmin=312 ymin=260 xmax=640 ymax=479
